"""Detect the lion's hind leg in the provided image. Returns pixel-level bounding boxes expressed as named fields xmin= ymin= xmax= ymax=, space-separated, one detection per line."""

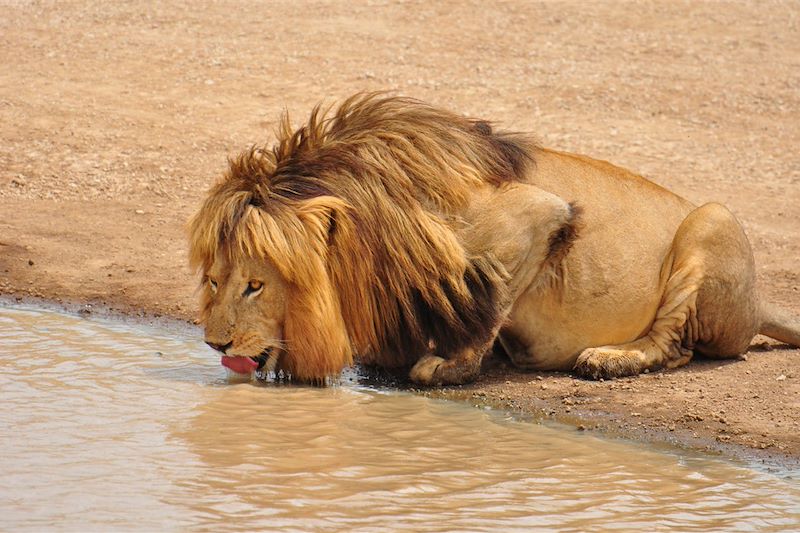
xmin=678 ymin=203 xmax=759 ymax=358
xmin=574 ymin=272 xmax=698 ymax=380
xmin=575 ymin=202 xmax=759 ymax=379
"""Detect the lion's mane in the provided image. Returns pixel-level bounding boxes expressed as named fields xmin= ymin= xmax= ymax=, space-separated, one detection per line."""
xmin=188 ymin=94 xmax=535 ymax=380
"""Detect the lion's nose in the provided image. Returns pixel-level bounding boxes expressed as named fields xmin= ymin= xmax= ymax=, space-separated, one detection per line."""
xmin=206 ymin=341 xmax=233 ymax=354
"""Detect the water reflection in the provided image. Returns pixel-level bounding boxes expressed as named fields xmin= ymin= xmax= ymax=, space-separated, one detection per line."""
xmin=1 ymin=306 xmax=798 ymax=531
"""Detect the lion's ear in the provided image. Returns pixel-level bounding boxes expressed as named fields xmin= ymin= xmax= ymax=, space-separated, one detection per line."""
xmin=295 ymin=196 xmax=349 ymax=248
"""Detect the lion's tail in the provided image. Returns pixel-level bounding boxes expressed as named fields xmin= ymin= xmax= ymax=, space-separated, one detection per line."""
xmin=759 ymin=302 xmax=800 ymax=347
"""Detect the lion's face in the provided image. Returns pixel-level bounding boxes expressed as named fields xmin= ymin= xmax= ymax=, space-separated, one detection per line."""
xmin=202 ymin=253 xmax=288 ymax=375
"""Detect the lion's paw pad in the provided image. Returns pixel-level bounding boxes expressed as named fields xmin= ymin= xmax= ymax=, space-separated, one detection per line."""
xmin=409 ymin=355 xmax=446 ymax=385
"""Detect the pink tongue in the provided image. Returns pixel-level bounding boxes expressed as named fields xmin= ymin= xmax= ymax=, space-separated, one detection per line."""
xmin=221 ymin=355 xmax=258 ymax=374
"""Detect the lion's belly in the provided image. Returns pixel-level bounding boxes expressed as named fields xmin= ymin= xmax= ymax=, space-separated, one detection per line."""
xmin=505 ymin=286 xmax=659 ymax=371
xmin=502 ymin=291 xmax=663 ymax=371
xmin=501 ymin=206 xmax=685 ymax=370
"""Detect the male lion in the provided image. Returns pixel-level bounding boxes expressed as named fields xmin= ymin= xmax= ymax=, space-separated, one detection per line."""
xmin=188 ymin=94 xmax=799 ymax=385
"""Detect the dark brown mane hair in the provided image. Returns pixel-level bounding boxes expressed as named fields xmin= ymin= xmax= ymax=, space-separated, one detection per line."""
xmin=188 ymin=93 xmax=536 ymax=379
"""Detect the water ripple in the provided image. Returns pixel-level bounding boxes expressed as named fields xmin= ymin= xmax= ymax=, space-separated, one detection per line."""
xmin=0 ymin=305 xmax=798 ymax=532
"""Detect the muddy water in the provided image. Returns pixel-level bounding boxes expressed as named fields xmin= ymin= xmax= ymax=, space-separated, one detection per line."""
xmin=1 ymin=306 xmax=798 ymax=532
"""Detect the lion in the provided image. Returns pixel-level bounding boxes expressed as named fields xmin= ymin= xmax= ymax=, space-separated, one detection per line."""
xmin=187 ymin=94 xmax=800 ymax=385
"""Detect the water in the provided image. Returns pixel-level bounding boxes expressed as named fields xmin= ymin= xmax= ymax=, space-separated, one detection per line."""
xmin=0 ymin=305 xmax=798 ymax=532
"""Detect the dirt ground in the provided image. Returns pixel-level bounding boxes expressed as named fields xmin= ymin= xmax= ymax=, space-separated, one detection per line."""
xmin=1 ymin=1 xmax=798 ymax=463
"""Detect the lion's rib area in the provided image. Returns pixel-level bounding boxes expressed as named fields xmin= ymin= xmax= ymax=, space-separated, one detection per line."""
xmin=188 ymin=94 xmax=538 ymax=376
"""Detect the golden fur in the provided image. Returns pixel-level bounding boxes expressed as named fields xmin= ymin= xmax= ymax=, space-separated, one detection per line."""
xmin=188 ymin=94 xmax=530 ymax=382
xmin=189 ymin=94 xmax=800 ymax=384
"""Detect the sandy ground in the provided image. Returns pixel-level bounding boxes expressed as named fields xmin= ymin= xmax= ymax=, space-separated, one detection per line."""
xmin=1 ymin=1 xmax=798 ymax=462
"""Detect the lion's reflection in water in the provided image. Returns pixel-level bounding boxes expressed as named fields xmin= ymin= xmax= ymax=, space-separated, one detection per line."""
xmin=1 ymin=306 xmax=798 ymax=531
xmin=173 ymin=382 xmax=800 ymax=531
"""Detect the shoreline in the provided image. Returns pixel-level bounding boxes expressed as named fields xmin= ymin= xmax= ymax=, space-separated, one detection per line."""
xmin=3 ymin=291 xmax=798 ymax=472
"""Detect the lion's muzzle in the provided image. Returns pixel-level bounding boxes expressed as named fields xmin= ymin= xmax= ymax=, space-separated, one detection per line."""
xmin=206 ymin=340 xmax=232 ymax=353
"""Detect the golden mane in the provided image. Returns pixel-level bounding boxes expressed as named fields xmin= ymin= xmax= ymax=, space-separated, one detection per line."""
xmin=188 ymin=94 xmax=535 ymax=380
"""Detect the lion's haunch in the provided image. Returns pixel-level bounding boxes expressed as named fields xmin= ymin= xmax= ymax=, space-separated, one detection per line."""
xmin=220 ymin=355 xmax=258 ymax=374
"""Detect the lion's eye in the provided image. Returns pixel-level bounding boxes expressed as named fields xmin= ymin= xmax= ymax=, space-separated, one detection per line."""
xmin=244 ymin=279 xmax=263 ymax=297
xmin=208 ymin=277 xmax=218 ymax=294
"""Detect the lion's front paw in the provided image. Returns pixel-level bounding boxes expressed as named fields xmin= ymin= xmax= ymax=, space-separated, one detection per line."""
xmin=409 ymin=355 xmax=446 ymax=386
xmin=574 ymin=347 xmax=646 ymax=380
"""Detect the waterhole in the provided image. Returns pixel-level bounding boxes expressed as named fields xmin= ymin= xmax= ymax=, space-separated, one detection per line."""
xmin=1 ymin=305 xmax=798 ymax=531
